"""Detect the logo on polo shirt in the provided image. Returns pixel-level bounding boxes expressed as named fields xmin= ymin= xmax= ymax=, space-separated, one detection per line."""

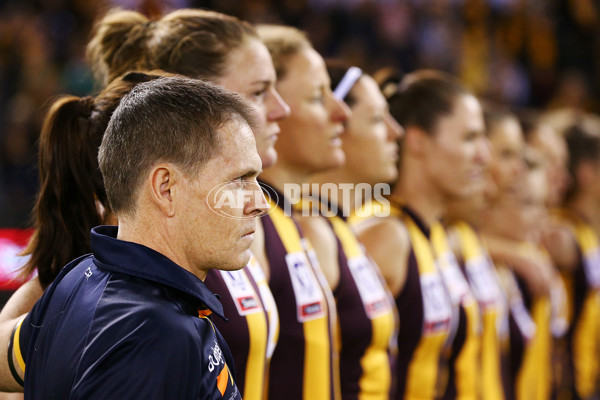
xmin=208 ymin=340 xmax=224 ymax=372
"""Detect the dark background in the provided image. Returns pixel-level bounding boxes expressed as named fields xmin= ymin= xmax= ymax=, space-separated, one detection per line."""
xmin=0 ymin=0 xmax=598 ymax=228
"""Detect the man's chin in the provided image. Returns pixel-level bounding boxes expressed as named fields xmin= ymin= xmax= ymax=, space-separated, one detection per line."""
xmin=227 ymin=251 xmax=252 ymax=271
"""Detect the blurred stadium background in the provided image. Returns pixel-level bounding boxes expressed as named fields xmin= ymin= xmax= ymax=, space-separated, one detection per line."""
xmin=0 ymin=0 xmax=598 ymax=288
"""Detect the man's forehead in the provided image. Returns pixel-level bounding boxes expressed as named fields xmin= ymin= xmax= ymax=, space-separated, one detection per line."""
xmin=216 ymin=120 xmax=260 ymax=164
xmin=220 ymin=118 xmax=255 ymax=146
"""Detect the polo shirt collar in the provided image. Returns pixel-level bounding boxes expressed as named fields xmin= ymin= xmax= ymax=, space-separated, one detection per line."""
xmin=90 ymin=225 xmax=225 ymax=318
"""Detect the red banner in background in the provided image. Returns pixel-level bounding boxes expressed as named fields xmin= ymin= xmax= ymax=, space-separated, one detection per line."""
xmin=0 ymin=229 xmax=33 ymax=290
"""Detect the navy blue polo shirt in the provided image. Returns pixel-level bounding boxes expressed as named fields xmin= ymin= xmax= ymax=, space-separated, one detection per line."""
xmin=13 ymin=226 xmax=241 ymax=400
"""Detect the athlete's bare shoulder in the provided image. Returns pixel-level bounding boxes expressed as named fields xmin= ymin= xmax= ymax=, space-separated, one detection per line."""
xmin=295 ymin=215 xmax=340 ymax=290
xmin=0 ymin=277 xmax=43 ymax=323
xmin=354 ymin=216 xmax=410 ymax=297
xmin=541 ymin=216 xmax=579 ymax=272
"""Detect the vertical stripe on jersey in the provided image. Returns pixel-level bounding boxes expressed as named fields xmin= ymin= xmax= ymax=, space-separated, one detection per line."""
xmin=404 ymin=216 xmax=454 ymax=400
xmin=267 ymin=203 xmax=333 ymax=400
xmin=430 ymin=224 xmax=481 ymax=400
xmin=329 ymin=215 xmax=397 ymax=399
xmin=515 ymin=298 xmax=552 ymax=400
xmin=572 ymin=291 xmax=600 ymax=398
xmin=555 ymin=211 xmax=600 ymax=398
xmin=209 ymin=263 xmax=270 ymax=400
xmin=247 ymin=258 xmax=280 ymax=361
xmin=243 ymin=307 xmax=267 ymax=400
xmin=453 ymin=222 xmax=506 ymax=400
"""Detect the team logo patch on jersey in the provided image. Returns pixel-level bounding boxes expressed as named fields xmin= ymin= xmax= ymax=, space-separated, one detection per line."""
xmin=437 ymin=251 xmax=473 ymax=306
xmin=465 ymin=255 xmax=504 ymax=310
xmin=220 ymin=270 xmax=262 ymax=316
xmin=420 ymin=272 xmax=453 ymax=335
xmin=347 ymin=255 xmax=391 ymax=319
xmin=285 ymin=251 xmax=327 ymax=322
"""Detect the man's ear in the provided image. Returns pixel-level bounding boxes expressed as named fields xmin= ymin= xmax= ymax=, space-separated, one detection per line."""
xmin=148 ymin=164 xmax=178 ymax=217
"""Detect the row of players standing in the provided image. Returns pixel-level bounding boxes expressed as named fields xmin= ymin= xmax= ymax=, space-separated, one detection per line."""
xmin=0 ymin=7 xmax=599 ymax=400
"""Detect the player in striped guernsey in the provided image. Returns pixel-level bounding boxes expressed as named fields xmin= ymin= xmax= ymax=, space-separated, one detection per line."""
xmin=298 ymin=61 xmax=401 ymax=400
xmin=255 ymin=25 xmax=350 ymax=400
xmin=543 ymin=120 xmax=600 ymax=400
xmin=353 ymin=70 xmax=489 ymax=400
xmin=480 ymin=107 xmax=564 ymax=400
xmin=444 ymin=182 xmax=511 ymax=400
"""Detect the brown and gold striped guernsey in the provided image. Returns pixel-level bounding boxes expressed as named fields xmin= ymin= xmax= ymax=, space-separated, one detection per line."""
xmin=261 ymin=183 xmax=339 ymax=400
xmin=353 ymin=201 xmax=456 ymax=400
xmin=554 ymin=210 xmax=600 ymax=400
xmin=204 ymin=257 xmax=274 ymax=400
xmin=325 ymin=210 xmax=398 ymax=400
xmin=450 ymin=221 xmax=509 ymax=400
xmin=430 ymin=223 xmax=482 ymax=400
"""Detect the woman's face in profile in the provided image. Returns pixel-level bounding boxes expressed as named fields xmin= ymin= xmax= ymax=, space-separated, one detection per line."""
xmin=216 ymin=38 xmax=289 ymax=169
xmin=272 ymin=47 xmax=350 ymax=174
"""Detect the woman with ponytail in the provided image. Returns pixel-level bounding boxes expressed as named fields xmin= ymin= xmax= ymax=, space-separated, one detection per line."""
xmin=0 ymin=71 xmax=168 ymax=396
xmin=25 ymin=95 xmax=111 ymax=289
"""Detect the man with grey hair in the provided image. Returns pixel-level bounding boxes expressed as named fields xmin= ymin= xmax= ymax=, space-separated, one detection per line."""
xmin=5 ymin=76 xmax=268 ymax=399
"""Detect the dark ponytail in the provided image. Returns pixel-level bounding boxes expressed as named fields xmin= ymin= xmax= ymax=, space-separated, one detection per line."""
xmin=23 ymin=96 xmax=105 ymax=287
xmin=22 ymin=71 xmax=169 ymax=287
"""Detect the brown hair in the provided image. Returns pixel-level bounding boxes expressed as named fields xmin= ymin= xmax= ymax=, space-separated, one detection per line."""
xmin=482 ymin=102 xmax=519 ymax=139
xmin=22 ymin=71 xmax=168 ymax=287
xmin=386 ymin=69 xmax=472 ymax=135
xmin=563 ymin=118 xmax=600 ymax=200
xmin=87 ymin=8 xmax=258 ymax=86
xmin=517 ymin=110 xmax=544 ymax=144
xmin=256 ymin=24 xmax=311 ymax=80
xmin=86 ymin=9 xmax=155 ymax=87
xmin=98 ymin=75 xmax=256 ymax=216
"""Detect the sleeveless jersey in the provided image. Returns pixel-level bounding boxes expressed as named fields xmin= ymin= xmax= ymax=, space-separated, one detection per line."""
xmin=450 ymin=221 xmax=508 ymax=400
xmin=430 ymin=223 xmax=482 ymax=400
xmin=555 ymin=211 xmax=600 ymax=399
xmin=515 ymin=295 xmax=552 ymax=400
xmin=388 ymin=203 xmax=456 ymax=400
xmin=204 ymin=255 xmax=277 ymax=400
xmin=327 ymin=214 xmax=398 ymax=400
xmin=261 ymin=184 xmax=339 ymax=400
xmin=495 ymin=264 xmax=536 ymax=400
xmin=497 ymin=251 xmax=552 ymax=400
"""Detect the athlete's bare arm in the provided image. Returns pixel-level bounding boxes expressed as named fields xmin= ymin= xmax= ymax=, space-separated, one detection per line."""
xmin=0 ymin=316 xmax=25 ymax=393
xmin=482 ymin=233 xmax=553 ymax=297
xmin=0 ymin=278 xmax=43 ymax=323
xmin=355 ymin=217 xmax=410 ymax=297
xmin=0 ymin=276 xmax=44 ymax=399
xmin=540 ymin=218 xmax=579 ymax=272
xmin=296 ymin=216 xmax=340 ymax=290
